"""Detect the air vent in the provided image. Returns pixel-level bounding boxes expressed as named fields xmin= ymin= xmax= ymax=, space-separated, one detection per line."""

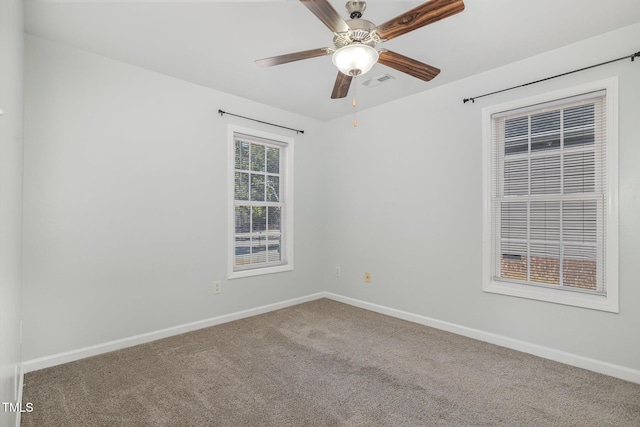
xmin=362 ymin=73 xmax=395 ymax=88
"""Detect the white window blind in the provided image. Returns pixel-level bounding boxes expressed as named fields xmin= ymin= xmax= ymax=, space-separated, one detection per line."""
xmin=490 ymin=91 xmax=608 ymax=295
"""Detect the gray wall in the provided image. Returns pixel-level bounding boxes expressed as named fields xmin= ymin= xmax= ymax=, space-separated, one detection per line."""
xmin=0 ymin=0 xmax=24 ymax=425
xmin=22 ymin=35 xmax=327 ymax=361
xmin=324 ymin=23 xmax=640 ymax=371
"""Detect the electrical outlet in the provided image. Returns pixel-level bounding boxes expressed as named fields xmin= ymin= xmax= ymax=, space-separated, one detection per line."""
xmin=365 ymin=272 xmax=371 ymax=283
xmin=336 ymin=266 xmax=341 ymax=277
xmin=213 ymin=281 xmax=221 ymax=294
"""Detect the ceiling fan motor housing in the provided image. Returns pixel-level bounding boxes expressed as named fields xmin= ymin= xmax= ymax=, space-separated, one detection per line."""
xmin=333 ymin=18 xmax=379 ymax=48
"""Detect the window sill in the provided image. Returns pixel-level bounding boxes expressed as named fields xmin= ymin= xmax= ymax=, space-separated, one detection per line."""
xmin=483 ymin=279 xmax=619 ymax=313
xmin=228 ymin=263 xmax=293 ymax=280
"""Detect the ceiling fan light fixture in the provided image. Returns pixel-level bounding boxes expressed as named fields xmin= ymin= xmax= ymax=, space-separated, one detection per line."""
xmin=332 ymin=44 xmax=378 ymax=76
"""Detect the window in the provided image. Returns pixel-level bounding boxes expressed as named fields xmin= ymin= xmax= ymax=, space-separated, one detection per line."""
xmin=482 ymin=78 xmax=618 ymax=312
xmin=228 ymin=126 xmax=293 ymax=278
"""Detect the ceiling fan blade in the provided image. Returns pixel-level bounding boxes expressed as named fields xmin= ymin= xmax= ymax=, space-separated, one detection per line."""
xmin=331 ymin=71 xmax=352 ymax=99
xmin=301 ymin=0 xmax=350 ymax=33
xmin=376 ymin=0 xmax=465 ymax=41
xmin=255 ymin=48 xmax=330 ymax=67
xmin=378 ymin=50 xmax=440 ymax=81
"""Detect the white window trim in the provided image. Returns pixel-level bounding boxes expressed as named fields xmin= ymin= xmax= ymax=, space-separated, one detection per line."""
xmin=482 ymin=77 xmax=619 ymax=313
xmin=228 ymin=125 xmax=294 ymax=279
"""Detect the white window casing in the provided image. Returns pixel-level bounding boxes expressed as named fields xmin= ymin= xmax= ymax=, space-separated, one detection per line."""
xmin=228 ymin=125 xmax=294 ymax=279
xmin=482 ymin=78 xmax=618 ymax=312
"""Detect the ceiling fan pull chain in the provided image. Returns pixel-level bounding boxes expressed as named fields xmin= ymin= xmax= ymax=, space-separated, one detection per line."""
xmin=353 ymin=76 xmax=358 ymax=127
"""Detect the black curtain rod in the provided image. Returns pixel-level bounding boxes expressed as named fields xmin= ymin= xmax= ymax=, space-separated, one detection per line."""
xmin=218 ymin=109 xmax=304 ymax=134
xmin=463 ymin=51 xmax=639 ymax=104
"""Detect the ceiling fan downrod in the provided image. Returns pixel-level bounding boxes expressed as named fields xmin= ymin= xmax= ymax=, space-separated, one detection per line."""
xmin=346 ymin=1 xmax=367 ymax=19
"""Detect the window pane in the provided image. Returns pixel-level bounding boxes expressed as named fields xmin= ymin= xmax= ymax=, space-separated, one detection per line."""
xmin=564 ymin=152 xmax=595 ymax=194
xmin=504 ymin=159 xmax=529 ymax=196
xmin=266 ymin=233 xmax=281 ymax=262
xmin=564 ymin=104 xmax=595 ymax=148
xmin=501 ymin=202 xmax=527 ymax=240
xmin=268 ymin=206 xmax=281 ymax=232
xmin=266 ymin=146 xmax=280 ymax=173
xmin=504 ymin=117 xmax=528 ymax=155
xmin=531 ymin=154 xmax=561 ymax=194
xmin=267 ymin=245 xmax=281 ymax=262
xmin=234 ymin=236 xmax=251 ymax=267
xmin=251 ymin=236 xmax=267 ymax=264
xmin=251 ymin=143 xmax=265 ymax=172
xmin=235 ymin=206 xmax=251 ymax=234
xmin=530 ymin=243 xmax=560 ymax=285
xmin=500 ymin=241 xmax=527 ymax=281
xmin=531 ymin=110 xmax=560 ymax=152
xmin=234 ymin=172 xmax=249 ymax=201
xmin=530 ymin=201 xmax=560 ymax=242
xmin=266 ymin=176 xmax=279 ymax=202
xmin=252 ymin=206 xmax=266 ymax=232
xmin=562 ymin=201 xmax=597 ymax=243
xmin=250 ymin=174 xmax=265 ymax=201
xmin=563 ymin=245 xmax=597 ymax=290
xmin=235 ymin=141 xmax=250 ymax=171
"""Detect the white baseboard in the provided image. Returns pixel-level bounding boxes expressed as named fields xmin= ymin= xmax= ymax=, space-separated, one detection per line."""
xmin=22 ymin=291 xmax=640 ymax=385
xmin=22 ymin=292 xmax=326 ymax=373
xmin=324 ymin=292 xmax=640 ymax=385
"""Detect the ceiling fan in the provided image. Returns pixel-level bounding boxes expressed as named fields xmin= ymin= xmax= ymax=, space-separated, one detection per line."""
xmin=256 ymin=0 xmax=465 ymax=99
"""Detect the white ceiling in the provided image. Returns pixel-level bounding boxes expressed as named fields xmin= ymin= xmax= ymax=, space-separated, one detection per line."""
xmin=24 ymin=0 xmax=640 ymax=121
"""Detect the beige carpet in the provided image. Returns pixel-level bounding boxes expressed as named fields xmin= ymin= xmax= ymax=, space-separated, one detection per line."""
xmin=22 ymin=298 xmax=640 ymax=426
